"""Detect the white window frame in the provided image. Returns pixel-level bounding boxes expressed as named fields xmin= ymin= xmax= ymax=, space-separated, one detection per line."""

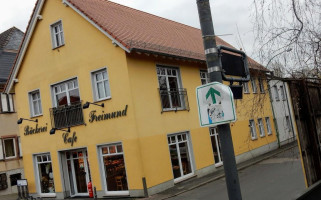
xmin=249 ymin=120 xmax=257 ymax=140
xmin=50 ymin=20 xmax=65 ymax=49
xmin=98 ymin=143 xmax=129 ymax=196
xmin=34 ymin=153 xmax=56 ymax=197
xmin=258 ymin=118 xmax=265 ymax=137
xmin=273 ymin=85 xmax=280 ymax=101
xmin=3 ymin=138 xmax=17 ymax=159
xmin=200 ymin=70 xmax=209 ymax=85
xmin=265 ymin=117 xmax=272 ymax=135
xmin=156 ymin=65 xmax=185 ymax=111
xmin=243 ymin=82 xmax=250 ymax=94
xmin=28 ymin=89 xmax=43 ymax=117
xmin=91 ymin=68 xmax=111 ymax=102
xmin=167 ymin=132 xmax=194 ymax=183
xmin=210 ymin=128 xmax=223 ymax=167
xmin=251 ymin=77 xmax=257 ymax=93
xmin=51 ymin=78 xmax=80 ymax=107
xmin=280 ymin=85 xmax=286 ymax=101
xmin=258 ymin=78 xmax=265 ymax=93
xmin=1 ymin=93 xmax=14 ymax=113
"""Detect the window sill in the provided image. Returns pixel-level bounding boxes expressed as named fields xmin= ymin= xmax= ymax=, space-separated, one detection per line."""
xmin=161 ymin=108 xmax=189 ymax=113
xmin=244 ymin=92 xmax=250 ymax=94
xmin=52 ymin=44 xmax=65 ymax=50
xmin=94 ymin=96 xmax=111 ymax=103
xmin=260 ymin=135 xmax=266 ymax=138
xmin=4 ymin=156 xmax=18 ymax=160
xmin=251 ymin=137 xmax=258 ymax=141
xmin=39 ymin=193 xmax=56 ymax=198
xmin=215 ymin=163 xmax=223 ymax=168
xmin=267 ymin=133 xmax=273 ymax=136
xmin=30 ymin=114 xmax=43 ymax=119
xmin=174 ymin=173 xmax=196 ymax=184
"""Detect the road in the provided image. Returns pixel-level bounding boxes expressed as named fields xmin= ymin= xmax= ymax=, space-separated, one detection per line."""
xmin=169 ymin=146 xmax=306 ymax=200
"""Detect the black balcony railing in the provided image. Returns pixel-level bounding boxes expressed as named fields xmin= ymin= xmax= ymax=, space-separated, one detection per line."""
xmin=158 ymin=88 xmax=189 ymax=112
xmin=49 ymin=101 xmax=85 ymax=129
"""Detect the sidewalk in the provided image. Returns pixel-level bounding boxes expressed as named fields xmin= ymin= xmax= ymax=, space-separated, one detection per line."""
xmin=144 ymin=142 xmax=298 ymax=200
xmin=0 ymin=142 xmax=297 ymax=200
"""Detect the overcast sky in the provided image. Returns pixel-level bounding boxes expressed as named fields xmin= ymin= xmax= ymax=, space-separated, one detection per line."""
xmin=0 ymin=0 xmax=256 ymax=56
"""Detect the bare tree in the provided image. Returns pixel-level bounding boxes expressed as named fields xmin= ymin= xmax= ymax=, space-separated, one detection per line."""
xmin=252 ymin=0 xmax=321 ymax=77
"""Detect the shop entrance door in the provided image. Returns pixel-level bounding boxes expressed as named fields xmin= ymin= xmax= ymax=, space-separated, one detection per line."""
xmin=66 ymin=149 xmax=90 ymax=197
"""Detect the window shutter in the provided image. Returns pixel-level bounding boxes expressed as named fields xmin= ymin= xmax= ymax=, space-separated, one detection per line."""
xmin=0 ymin=94 xmax=8 ymax=112
xmin=18 ymin=137 xmax=22 ymax=157
xmin=0 ymin=139 xmax=4 ymax=160
xmin=8 ymin=94 xmax=14 ymax=112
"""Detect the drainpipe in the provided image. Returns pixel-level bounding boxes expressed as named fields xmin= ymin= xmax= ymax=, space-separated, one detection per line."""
xmin=267 ymin=79 xmax=281 ymax=148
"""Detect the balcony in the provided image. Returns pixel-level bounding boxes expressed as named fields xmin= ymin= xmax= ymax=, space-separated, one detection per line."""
xmin=49 ymin=101 xmax=85 ymax=129
xmin=158 ymin=88 xmax=189 ymax=113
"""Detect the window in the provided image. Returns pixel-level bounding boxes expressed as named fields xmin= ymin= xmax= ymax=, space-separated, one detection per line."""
xmin=258 ymin=78 xmax=265 ymax=93
xmin=100 ymin=144 xmax=128 ymax=194
xmin=273 ymin=86 xmax=280 ymax=101
xmin=35 ymin=154 xmax=55 ymax=194
xmin=3 ymin=138 xmax=16 ymax=159
xmin=210 ymin=128 xmax=223 ymax=167
xmin=29 ymin=90 xmax=42 ymax=117
xmin=168 ymin=132 xmax=193 ymax=181
xmin=286 ymin=116 xmax=292 ymax=132
xmin=0 ymin=173 xmax=8 ymax=190
xmin=92 ymin=68 xmax=111 ymax=101
xmin=200 ymin=70 xmax=209 ymax=85
xmin=280 ymin=85 xmax=286 ymax=100
xmin=258 ymin=118 xmax=265 ymax=137
xmin=0 ymin=93 xmax=14 ymax=113
xmin=157 ymin=66 xmax=188 ymax=111
xmin=52 ymin=79 xmax=80 ymax=107
xmin=265 ymin=117 xmax=272 ymax=135
xmin=243 ymin=82 xmax=249 ymax=94
xmin=249 ymin=120 xmax=257 ymax=140
xmin=251 ymin=77 xmax=257 ymax=93
xmin=10 ymin=173 xmax=21 ymax=186
xmin=50 ymin=20 xmax=64 ymax=48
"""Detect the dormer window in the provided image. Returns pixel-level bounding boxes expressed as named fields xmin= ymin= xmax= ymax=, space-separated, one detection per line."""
xmin=50 ymin=20 xmax=65 ymax=49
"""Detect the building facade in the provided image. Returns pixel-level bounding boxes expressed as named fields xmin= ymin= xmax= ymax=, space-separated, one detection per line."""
xmin=5 ymin=0 xmax=278 ymax=198
xmin=268 ymin=79 xmax=297 ymax=146
xmin=0 ymin=27 xmax=24 ymax=195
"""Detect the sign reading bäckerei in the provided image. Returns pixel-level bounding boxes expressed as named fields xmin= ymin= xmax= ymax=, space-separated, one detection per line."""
xmin=89 ymin=105 xmax=128 ymax=123
xmin=196 ymin=82 xmax=236 ymax=127
xmin=24 ymin=125 xmax=47 ymax=135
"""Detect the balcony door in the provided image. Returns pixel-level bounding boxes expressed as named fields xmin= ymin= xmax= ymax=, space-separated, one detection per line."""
xmin=52 ymin=79 xmax=80 ymax=107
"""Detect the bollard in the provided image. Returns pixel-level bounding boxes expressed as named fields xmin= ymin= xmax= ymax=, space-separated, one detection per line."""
xmin=142 ymin=177 xmax=148 ymax=198
xmin=93 ymin=186 xmax=98 ymax=200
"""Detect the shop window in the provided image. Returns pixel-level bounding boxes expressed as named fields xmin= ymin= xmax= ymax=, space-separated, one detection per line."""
xmin=29 ymin=90 xmax=43 ymax=117
xmin=100 ymin=144 xmax=128 ymax=194
xmin=265 ymin=117 xmax=272 ymax=135
xmin=3 ymin=138 xmax=16 ymax=159
xmin=91 ymin=68 xmax=111 ymax=101
xmin=200 ymin=70 xmax=209 ymax=85
xmin=50 ymin=20 xmax=64 ymax=49
xmin=0 ymin=93 xmax=14 ymax=113
xmin=35 ymin=154 xmax=55 ymax=194
xmin=249 ymin=120 xmax=257 ymax=140
xmin=10 ymin=173 xmax=21 ymax=186
xmin=167 ymin=132 xmax=193 ymax=181
xmin=0 ymin=173 xmax=8 ymax=190
xmin=157 ymin=65 xmax=188 ymax=111
xmin=210 ymin=128 xmax=223 ymax=167
xmin=258 ymin=118 xmax=265 ymax=137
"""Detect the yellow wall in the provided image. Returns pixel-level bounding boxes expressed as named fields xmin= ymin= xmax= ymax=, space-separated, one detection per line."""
xmin=13 ymin=0 xmax=277 ymax=196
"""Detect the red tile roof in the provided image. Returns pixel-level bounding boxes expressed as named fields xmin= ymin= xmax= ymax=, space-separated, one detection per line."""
xmin=67 ymin=0 xmax=266 ymax=71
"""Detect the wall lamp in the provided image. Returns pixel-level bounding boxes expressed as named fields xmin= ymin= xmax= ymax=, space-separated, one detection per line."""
xmin=50 ymin=127 xmax=70 ymax=135
xmin=17 ymin=118 xmax=38 ymax=124
xmin=83 ymin=101 xmax=104 ymax=109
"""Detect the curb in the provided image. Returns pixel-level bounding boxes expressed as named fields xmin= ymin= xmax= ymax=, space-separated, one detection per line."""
xmin=153 ymin=143 xmax=298 ymax=200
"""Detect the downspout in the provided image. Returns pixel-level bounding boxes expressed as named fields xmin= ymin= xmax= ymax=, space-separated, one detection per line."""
xmin=267 ymin=80 xmax=281 ymax=148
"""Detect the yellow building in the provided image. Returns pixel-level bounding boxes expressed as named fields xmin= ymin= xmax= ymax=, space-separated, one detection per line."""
xmin=5 ymin=0 xmax=277 ymax=198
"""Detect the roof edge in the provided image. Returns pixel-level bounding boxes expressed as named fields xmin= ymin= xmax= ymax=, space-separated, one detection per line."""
xmin=4 ymin=0 xmax=44 ymax=94
xmin=64 ymin=0 xmax=130 ymax=53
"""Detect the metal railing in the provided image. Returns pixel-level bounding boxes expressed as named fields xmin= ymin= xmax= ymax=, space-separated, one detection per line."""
xmin=158 ymin=88 xmax=189 ymax=113
xmin=50 ymin=101 xmax=84 ymax=129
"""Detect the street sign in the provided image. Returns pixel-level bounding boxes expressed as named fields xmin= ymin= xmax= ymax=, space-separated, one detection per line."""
xmin=196 ymin=82 xmax=236 ymax=127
